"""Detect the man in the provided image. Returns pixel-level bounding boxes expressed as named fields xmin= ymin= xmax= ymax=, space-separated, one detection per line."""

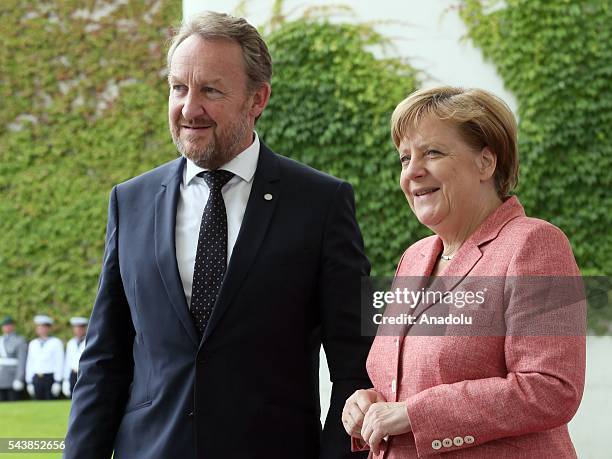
xmin=65 ymin=11 xmax=371 ymax=459
xmin=62 ymin=317 xmax=88 ymax=398
xmin=0 ymin=316 xmax=28 ymax=401
xmin=25 ymin=315 xmax=64 ymax=400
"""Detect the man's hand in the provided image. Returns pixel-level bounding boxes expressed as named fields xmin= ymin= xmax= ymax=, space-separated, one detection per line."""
xmin=342 ymin=389 xmax=385 ymax=440
xmin=361 ymin=402 xmax=412 ymax=455
xmin=26 ymin=384 xmax=35 ymax=398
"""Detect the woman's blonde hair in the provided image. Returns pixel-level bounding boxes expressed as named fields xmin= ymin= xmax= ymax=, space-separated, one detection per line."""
xmin=391 ymin=86 xmax=519 ymax=198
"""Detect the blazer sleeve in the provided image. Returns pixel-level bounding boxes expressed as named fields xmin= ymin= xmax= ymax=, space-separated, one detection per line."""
xmin=318 ymin=181 xmax=372 ymax=459
xmin=405 ymin=223 xmax=586 ymax=457
xmin=64 ymin=186 xmax=135 ymax=459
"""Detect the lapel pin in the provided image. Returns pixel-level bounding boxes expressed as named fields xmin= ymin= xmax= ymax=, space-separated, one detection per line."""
xmin=264 ymin=193 xmax=273 ymax=201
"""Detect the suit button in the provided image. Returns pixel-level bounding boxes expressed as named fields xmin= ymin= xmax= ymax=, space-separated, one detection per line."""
xmin=187 ymin=410 xmax=194 ymax=417
xmin=197 ymin=355 xmax=206 ymax=364
xmin=453 ymin=436 xmax=464 ymax=446
xmin=442 ymin=438 xmax=452 ymax=448
xmin=464 ymin=435 xmax=474 ymax=444
xmin=431 ymin=440 xmax=442 ymax=450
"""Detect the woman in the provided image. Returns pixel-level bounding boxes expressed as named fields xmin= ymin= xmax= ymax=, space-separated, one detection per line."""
xmin=343 ymin=87 xmax=586 ymax=458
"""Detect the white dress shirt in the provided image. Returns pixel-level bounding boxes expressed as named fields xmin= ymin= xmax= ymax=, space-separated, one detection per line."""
xmin=25 ymin=337 xmax=64 ymax=383
xmin=176 ymin=132 xmax=260 ymax=307
xmin=63 ymin=337 xmax=85 ymax=381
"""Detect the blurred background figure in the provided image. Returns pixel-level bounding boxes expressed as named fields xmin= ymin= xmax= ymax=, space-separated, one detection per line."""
xmin=25 ymin=315 xmax=64 ymax=400
xmin=62 ymin=317 xmax=88 ymax=398
xmin=0 ymin=315 xmax=28 ymax=401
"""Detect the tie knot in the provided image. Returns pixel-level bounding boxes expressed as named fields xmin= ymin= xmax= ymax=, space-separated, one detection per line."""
xmin=199 ymin=170 xmax=234 ymax=191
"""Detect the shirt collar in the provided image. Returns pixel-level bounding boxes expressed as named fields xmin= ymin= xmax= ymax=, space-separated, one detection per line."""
xmin=184 ymin=131 xmax=260 ymax=186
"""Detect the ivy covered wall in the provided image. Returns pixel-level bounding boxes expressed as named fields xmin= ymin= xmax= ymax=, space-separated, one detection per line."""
xmin=0 ymin=0 xmax=182 ymax=337
xmin=460 ymin=0 xmax=612 ymax=275
xmin=257 ymin=19 xmax=421 ymax=277
xmin=1 ymin=3 xmax=418 ymax=338
xmin=2 ymin=1 xmax=608 ymax=337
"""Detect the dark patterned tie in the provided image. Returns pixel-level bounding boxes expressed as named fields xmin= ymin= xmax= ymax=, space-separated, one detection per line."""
xmin=190 ymin=169 xmax=234 ymax=336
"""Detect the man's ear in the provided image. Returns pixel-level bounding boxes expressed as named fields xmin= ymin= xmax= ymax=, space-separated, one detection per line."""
xmin=249 ymin=82 xmax=271 ymax=120
xmin=476 ymin=146 xmax=497 ymax=181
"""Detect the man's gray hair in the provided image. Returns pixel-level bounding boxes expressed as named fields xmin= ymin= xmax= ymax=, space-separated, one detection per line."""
xmin=167 ymin=11 xmax=272 ymax=92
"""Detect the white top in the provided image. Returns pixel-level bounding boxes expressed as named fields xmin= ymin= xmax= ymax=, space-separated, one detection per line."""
xmin=25 ymin=337 xmax=64 ymax=383
xmin=175 ymin=132 xmax=260 ymax=307
xmin=63 ymin=337 xmax=85 ymax=380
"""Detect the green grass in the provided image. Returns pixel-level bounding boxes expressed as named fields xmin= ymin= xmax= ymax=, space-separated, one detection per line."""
xmin=0 ymin=400 xmax=70 ymax=459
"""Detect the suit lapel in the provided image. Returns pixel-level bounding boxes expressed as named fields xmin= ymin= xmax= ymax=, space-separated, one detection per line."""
xmin=154 ymin=157 xmax=200 ymax=346
xmin=200 ymin=144 xmax=281 ymax=346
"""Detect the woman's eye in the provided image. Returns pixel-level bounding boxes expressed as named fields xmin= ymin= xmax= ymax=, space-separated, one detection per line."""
xmin=426 ymin=149 xmax=441 ymax=156
xmin=400 ymin=155 xmax=411 ymax=164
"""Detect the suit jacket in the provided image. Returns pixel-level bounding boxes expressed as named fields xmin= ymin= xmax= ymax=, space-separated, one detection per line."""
xmin=64 ymin=142 xmax=372 ymax=459
xmin=363 ymin=196 xmax=586 ymax=458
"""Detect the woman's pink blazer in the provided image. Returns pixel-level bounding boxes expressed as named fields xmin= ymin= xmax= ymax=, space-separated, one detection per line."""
xmin=359 ymin=197 xmax=586 ymax=458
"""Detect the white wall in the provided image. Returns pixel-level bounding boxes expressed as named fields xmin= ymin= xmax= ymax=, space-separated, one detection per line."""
xmin=568 ymin=336 xmax=612 ymax=458
xmin=183 ymin=0 xmax=517 ymax=113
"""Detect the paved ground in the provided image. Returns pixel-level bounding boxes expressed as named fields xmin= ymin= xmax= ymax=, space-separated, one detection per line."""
xmin=319 ymin=336 xmax=612 ymax=458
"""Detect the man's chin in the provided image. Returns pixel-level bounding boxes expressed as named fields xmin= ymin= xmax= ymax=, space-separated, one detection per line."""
xmin=182 ymin=151 xmax=217 ymax=169
xmin=175 ymin=140 xmax=213 ymax=166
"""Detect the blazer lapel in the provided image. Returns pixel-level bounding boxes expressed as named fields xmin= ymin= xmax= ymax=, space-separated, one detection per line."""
xmin=200 ymin=144 xmax=281 ymax=346
xmin=404 ymin=239 xmax=483 ymax=334
xmin=403 ymin=197 xmax=525 ymax=333
xmin=392 ymin=238 xmax=441 ymax=336
xmin=154 ymin=157 xmax=200 ymax=346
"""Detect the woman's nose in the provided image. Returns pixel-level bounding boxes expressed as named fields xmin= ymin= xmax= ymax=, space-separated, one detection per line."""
xmin=404 ymin=155 xmax=426 ymax=180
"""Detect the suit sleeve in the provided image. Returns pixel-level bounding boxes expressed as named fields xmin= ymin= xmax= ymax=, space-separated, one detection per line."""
xmin=63 ymin=340 xmax=73 ymax=382
xmin=25 ymin=341 xmax=34 ymax=384
xmin=64 ymin=186 xmax=135 ymax=459
xmin=16 ymin=337 xmax=27 ymax=383
xmin=318 ymin=181 xmax=373 ymax=459
xmin=52 ymin=339 xmax=64 ymax=383
xmin=405 ymin=223 xmax=586 ymax=457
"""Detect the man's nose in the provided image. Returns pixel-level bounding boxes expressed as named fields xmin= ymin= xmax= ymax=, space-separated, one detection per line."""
xmin=181 ymin=90 xmax=206 ymax=121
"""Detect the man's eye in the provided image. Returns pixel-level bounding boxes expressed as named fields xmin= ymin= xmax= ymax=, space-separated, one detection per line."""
xmin=426 ymin=149 xmax=441 ymax=156
xmin=172 ymin=85 xmax=186 ymax=91
xmin=203 ymin=87 xmax=221 ymax=94
xmin=400 ymin=155 xmax=411 ymax=164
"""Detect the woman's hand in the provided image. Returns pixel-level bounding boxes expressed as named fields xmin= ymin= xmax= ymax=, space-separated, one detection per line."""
xmin=342 ymin=389 xmax=385 ymax=440
xmin=361 ymin=402 xmax=412 ymax=455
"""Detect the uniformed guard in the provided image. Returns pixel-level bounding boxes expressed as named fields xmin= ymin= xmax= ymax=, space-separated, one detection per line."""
xmin=0 ymin=316 xmax=28 ymax=401
xmin=25 ymin=315 xmax=64 ymax=400
xmin=62 ymin=317 xmax=88 ymax=398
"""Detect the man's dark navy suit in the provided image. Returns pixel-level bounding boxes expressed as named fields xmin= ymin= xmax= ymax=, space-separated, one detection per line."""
xmin=64 ymin=142 xmax=372 ymax=459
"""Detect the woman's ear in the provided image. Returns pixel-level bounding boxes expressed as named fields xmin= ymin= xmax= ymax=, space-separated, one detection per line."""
xmin=476 ymin=146 xmax=497 ymax=181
